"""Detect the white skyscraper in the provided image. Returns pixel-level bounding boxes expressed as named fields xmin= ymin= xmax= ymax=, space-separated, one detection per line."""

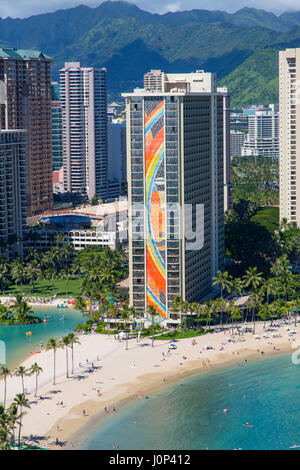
xmin=60 ymin=62 xmax=108 ymax=200
xmin=279 ymin=48 xmax=300 ymax=224
xmin=242 ymin=106 xmax=279 ymax=160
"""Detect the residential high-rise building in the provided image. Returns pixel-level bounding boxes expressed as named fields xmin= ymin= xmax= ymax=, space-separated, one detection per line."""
xmin=231 ymin=130 xmax=246 ymax=157
xmin=51 ymin=101 xmax=63 ymax=172
xmin=144 ymin=70 xmax=164 ymax=92
xmin=279 ymin=48 xmax=300 ymax=225
xmin=219 ymin=88 xmax=232 ymax=212
xmin=108 ymin=121 xmax=127 ymax=198
xmin=241 ymin=106 xmax=279 ymax=160
xmin=51 ymin=82 xmax=63 ymax=172
xmin=60 ymin=62 xmax=108 ymax=200
xmin=0 ymin=48 xmax=53 ymax=217
xmin=0 ymin=130 xmax=27 ymax=257
xmin=123 ymin=70 xmax=228 ymax=324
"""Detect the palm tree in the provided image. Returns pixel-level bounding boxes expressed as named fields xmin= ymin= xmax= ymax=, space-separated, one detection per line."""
xmin=205 ymin=301 xmax=216 ymax=330
xmin=243 ymin=267 xmax=263 ymax=292
xmin=42 ymin=248 xmax=60 ymax=295
xmin=128 ymin=306 xmax=139 ymax=339
xmin=0 ymin=303 xmax=8 ymax=322
xmin=0 ymin=405 xmax=12 ymax=450
xmin=121 ymin=307 xmax=130 ymax=350
xmin=248 ymin=291 xmax=261 ymax=334
xmin=214 ymin=297 xmax=226 ymax=329
xmin=75 ymin=296 xmax=88 ymax=324
xmin=261 ymin=278 xmax=274 ymax=305
xmin=46 ymin=338 xmax=62 ymax=385
xmin=10 ymin=295 xmax=34 ymax=322
xmin=66 ymin=333 xmax=81 ymax=375
xmin=231 ymin=305 xmax=242 ymax=335
xmin=147 ymin=305 xmax=157 ymax=347
xmin=257 ymin=303 xmax=269 ymax=329
xmin=0 ymin=262 xmax=9 ymax=295
xmin=60 ymin=336 xmax=70 ymax=378
xmin=231 ymin=277 xmax=244 ymax=298
xmin=200 ymin=303 xmax=210 ymax=331
xmin=60 ymin=266 xmax=71 ymax=297
xmin=10 ymin=261 xmax=25 ymax=295
xmin=14 ymin=366 xmax=28 ymax=394
xmin=25 ymin=262 xmax=41 ymax=294
xmin=171 ymin=296 xmax=184 ymax=322
xmin=28 ymin=363 xmax=43 ymax=397
xmin=212 ymin=270 xmax=232 ymax=299
xmin=0 ymin=367 xmax=11 ymax=407
xmin=181 ymin=300 xmax=190 ymax=334
xmin=13 ymin=393 xmax=30 ymax=448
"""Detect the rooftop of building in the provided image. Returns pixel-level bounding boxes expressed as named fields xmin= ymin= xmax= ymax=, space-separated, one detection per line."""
xmin=39 ymin=199 xmax=128 ymax=221
xmin=61 ymin=62 xmax=106 ymax=71
xmin=0 ymin=48 xmax=52 ymax=60
xmin=123 ymin=70 xmax=229 ymax=96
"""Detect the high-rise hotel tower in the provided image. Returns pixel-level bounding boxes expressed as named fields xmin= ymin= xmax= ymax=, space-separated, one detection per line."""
xmin=123 ymin=71 xmax=230 ymax=323
xmin=60 ymin=63 xmax=108 ymax=200
xmin=279 ymin=48 xmax=300 ymax=225
xmin=0 ymin=48 xmax=53 ymax=217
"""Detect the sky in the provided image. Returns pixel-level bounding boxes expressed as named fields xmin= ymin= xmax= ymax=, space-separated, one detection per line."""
xmin=2 ymin=0 xmax=300 ymax=19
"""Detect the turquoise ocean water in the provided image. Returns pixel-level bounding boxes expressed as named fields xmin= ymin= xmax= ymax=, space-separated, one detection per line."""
xmin=0 ymin=307 xmax=83 ymax=369
xmin=83 ymin=353 xmax=300 ymax=450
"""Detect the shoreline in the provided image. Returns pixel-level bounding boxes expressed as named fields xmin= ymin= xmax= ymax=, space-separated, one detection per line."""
xmin=1 ymin=320 xmax=298 ymax=450
xmin=63 ymin=348 xmax=277 ymax=450
xmin=43 ymin=333 xmax=295 ymax=449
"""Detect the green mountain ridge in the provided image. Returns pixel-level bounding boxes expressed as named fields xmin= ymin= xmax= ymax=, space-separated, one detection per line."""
xmin=1 ymin=1 xmax=300 ymax=104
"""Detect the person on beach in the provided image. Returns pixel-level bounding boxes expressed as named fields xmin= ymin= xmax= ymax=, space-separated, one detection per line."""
xmin=83 ymin=409 xmax=86 ymax=416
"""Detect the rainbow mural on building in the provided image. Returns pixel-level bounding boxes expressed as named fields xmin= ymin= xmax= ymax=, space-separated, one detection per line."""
xmin=144 ymin=98 xmax=167 ymax=318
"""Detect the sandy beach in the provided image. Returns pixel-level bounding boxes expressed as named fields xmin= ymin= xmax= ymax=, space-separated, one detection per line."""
xmin=0 ymin=295 xmax=75 ymax=309
xmin=1 ymin=318 xmax=299 ymax=449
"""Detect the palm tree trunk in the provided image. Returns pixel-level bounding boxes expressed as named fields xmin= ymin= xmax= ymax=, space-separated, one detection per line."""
xmin=71 ymin=345 xmax=74 ymax=375
xmin=18 ymin=411 xmax=22 ymax=448
xmin=4 ymin=377 xmax=6 ymax=408
xmin=53 ymin=351 xmax=56 ymax=385
xmin=22 ymin=375 xmax=24 ymax=394
xmin=152 ymin=317 xmax=154 ymax=347
xmin=35 ymin=373 xmax=38 ymax=397
xmin=66 ymin=347 xmax=69 ymax=378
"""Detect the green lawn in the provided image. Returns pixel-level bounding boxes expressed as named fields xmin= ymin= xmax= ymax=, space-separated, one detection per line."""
xmin=6 ymin=277 xmax=82 ymax=298
xmin=154 ymin=329 xmax=206 ymax=340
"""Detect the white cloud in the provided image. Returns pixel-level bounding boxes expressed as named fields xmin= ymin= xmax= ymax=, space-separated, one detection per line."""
xmin=160 ymin=2 xmax=181 ymax=14
xmin=2 ymin=0 xmax=300 ymax=19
